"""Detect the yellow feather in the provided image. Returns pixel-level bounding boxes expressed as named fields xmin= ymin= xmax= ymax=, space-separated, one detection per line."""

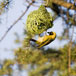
xmin=31 ymin=32 xmax=56 ymax=48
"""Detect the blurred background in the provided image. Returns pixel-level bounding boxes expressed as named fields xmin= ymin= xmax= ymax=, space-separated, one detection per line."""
xmin=0 ymin=0 xmax=76 ymax=76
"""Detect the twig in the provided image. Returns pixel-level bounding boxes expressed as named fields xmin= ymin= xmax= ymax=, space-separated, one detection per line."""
xmin=52 ymin=0 xmax=76 ymax=10
xmin=67 ymin=13 xmax=75 ymax=75
xmin=68 ymin=25 xmax=74 ymax=76
xmin=0 ymin=0 xmax=35 ymax=42
xmin=26 ymin=0 xmax=40 ymax=7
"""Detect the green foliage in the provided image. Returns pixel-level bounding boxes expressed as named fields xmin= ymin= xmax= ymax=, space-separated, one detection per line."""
xmin=14 ymin=45 xmax=60 ymax=76
xmin=71 ymin=46 xmax=76 ymax=62
xmin=22 ymin=35 xmax=32 ymax=47
xmin=0 ymin=0 xmax=9 ymax=15
xmin=26 ymin=5 xmax=53 ymax=35
xmin=1 ymin=41 xmax=76 ymax=76
xmin=15 ymin=47 xmax=48 ymax=65
xmin=29 ymin=63 xmax=52 ymax=76
xmin=44 ymin=0 xmax=53 ymax=7
xmin=59 ymin=45 xmax=76 ymax=63
xmin=13 ymin=30 xmax=76 ymax=76
xmin=0 ymin=60 xmax=14 ymax=75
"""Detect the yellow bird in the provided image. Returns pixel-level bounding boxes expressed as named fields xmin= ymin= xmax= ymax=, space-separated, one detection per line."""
xmin=30 ymin=31 xmax=56 ymax=48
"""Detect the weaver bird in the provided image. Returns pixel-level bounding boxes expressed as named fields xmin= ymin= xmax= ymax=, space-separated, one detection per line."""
xmin=30 ymin=31 xmax=56 ymax=48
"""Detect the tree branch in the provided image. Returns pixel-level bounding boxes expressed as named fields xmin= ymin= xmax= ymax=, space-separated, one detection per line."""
xmin=52 ymin=0 xmax=76 ymax=10
xmin=68 ymin=25 xmax=74 ymax=76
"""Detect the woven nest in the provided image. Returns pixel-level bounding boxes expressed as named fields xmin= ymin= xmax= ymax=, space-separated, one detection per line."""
xmin=26 ymin=5 xmax=53 ymax=35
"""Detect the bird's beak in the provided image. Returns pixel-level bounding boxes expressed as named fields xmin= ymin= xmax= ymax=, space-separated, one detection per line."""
xmin=47 ymin=32 xmax=50 ymax=35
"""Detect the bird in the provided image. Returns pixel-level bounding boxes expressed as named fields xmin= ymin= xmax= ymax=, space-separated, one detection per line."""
xmin=30 ymin=31 xmax=56 ymax=48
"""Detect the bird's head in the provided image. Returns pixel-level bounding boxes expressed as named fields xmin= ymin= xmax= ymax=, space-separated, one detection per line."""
xmin=48 ymin=31 xmax=56 ymax=38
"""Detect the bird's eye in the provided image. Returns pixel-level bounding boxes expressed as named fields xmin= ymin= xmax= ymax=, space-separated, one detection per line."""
xmin=50 ymin=32 xmax=53 ymax=35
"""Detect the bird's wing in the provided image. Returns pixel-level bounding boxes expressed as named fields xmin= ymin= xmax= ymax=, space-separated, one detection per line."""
xmin=37 ymin=36 xmax=54 ymax=48
xmin=37 ymin=39 xmax=50 ymax=48
xmin=36 ymin=36 xmax=45 ymax=45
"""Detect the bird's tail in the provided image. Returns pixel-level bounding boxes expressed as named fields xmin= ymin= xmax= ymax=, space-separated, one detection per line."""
xmin=30 ymin=39 xmax=36 ymax=42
